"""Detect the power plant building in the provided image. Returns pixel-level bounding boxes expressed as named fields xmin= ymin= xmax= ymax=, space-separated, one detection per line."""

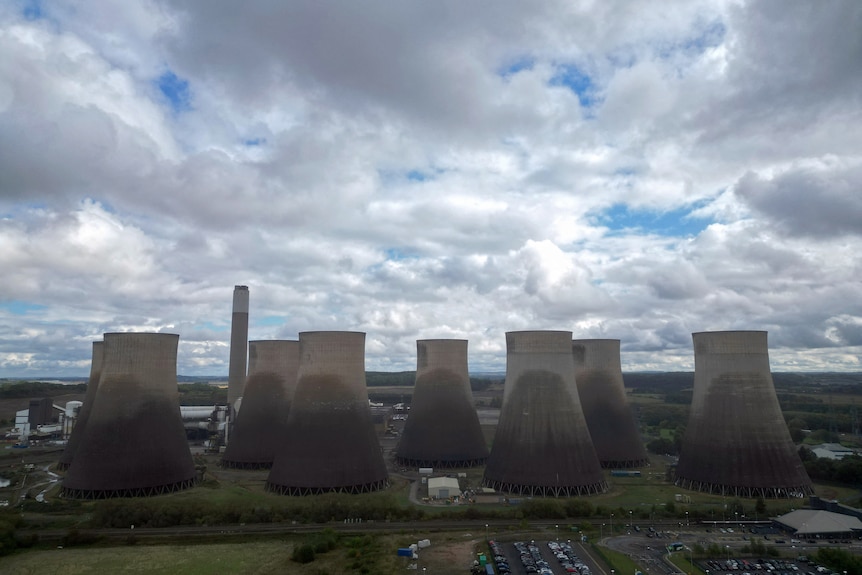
xmin=61 ymin=332 xmax=197 ymax=499
xmin=572 ymin=339 xmax=648 ymax=468
xmin=395 ymin=339 xmax=488 ymax=468
xmin=221 ymin=340 xmax=300 ymax=469
xmin=57 ymin=340 xmax=104 ymax=471
xmin=267 ymin=331 xmax=389 ymax=495
xmin=675 ymin=331 xmax=813 ymax=498
xmin=227 ymin=285 xmax=250 ymax=415
xmin=483 ymin=331 xmax=607 ymax=497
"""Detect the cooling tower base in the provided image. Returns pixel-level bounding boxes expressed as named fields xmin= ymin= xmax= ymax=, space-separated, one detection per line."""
xmin=221 ymin=460 xmax=273 ymax=470
xmin=482 ymin=478 xmax=608 ymax=498
xmin=55 ymin=462 xmax=71 ymax=472
xmin=601 ymin=458 xmax=650 ymax=469
xmin=265 ymin=478 xmax=390 ymax=496
xmin=674 ymin=477 xmax=814 ymax=499
xmin=395 ymin=456 xmax=487 ymax=469
xmin=61 ymin=478 xmax=197 ymax=500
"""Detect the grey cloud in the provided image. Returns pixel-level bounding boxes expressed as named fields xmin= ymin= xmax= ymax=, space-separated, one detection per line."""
xmin=735 ymin=165 xmax=862 ymax=237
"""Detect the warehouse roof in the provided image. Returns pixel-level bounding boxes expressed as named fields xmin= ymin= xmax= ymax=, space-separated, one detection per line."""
xmin=774 ymin=509 xmax=862 ymax=535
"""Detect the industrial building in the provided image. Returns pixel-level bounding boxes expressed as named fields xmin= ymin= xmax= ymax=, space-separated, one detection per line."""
xmin=483 ymin=331 xmax=607 ymax=497
xmin=266 ymin=331 xmax=389 ymax=495
xmin=675 ymin=331 xmax=813 ymax=498
xmin=773 ymin=509 xmax=862 ymax=538
xmin=428 ymin=476 xmax=461 ymax=499
xmin=395 ymin=339 xmax=488 ymax=468
xmin=572 ymin=339 xmax=648 ymax=468
xmin=61 ymin=332 xmax=197 ymax=499
xmin=221 ymin=340 xmax=299 ymax=469
xmin=57 ymin=341 xmax=104 ymax=470
xmin=227 ymin=285 xmax=249 ymax=417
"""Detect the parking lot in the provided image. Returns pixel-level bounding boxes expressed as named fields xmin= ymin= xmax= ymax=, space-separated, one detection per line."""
xmin=487 ymin=539 xmax=606 ymax=575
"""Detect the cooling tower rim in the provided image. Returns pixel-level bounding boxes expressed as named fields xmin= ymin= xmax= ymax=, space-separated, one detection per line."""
xmin=691 ymin=330 xmax=767 ymax=336
xmin=299 ymin=330 xmax=366 ymax=337
xmin=417 ymin=338 xmax=468 ymax=344
xmin=234 ymin=285 xmax=249 ymax=290
xmin=102 ymin=331 xmax=179 ymax=337
xmin=249 ymin=339 xmax=299 ymax=344
xmin=506 ymin=329 xmax=573 ymax=336
xmin=572 ymin=338 xmax=620 ymax=344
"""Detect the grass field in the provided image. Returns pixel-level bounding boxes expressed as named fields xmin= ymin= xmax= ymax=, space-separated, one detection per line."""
xmin=1 ymin=532 xmax=484 ymax=575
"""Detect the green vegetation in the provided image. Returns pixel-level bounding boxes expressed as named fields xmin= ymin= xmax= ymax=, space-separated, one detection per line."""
xmin=593 ymin=543 xmax=646 ymax=575
xmin=0 ymin=380 xmax=86 ymax=398
xmin=815 ymin=547 xmax=862 ymax=575
xmin=178 ymin=383 xmax=227 ymax=405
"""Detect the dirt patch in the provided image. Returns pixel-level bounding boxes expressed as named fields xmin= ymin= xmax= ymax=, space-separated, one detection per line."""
xmin=419 ymin=535 xmax=484 ymax=573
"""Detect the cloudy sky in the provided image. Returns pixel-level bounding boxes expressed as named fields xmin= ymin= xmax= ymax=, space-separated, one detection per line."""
xmin=1 ymin=0 xmax=861 ymax=377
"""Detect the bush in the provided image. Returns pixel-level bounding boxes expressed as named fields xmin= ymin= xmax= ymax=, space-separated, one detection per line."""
xmin=291 ymin=543 xmax=316 ymax=564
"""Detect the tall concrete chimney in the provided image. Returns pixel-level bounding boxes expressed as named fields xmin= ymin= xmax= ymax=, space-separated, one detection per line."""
xmin=227 ymin=285 xmax=250 ymax=414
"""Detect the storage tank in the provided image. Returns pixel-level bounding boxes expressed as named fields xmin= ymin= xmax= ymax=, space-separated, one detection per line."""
xmin=57 ymin=341 xmax=103 ymax=471
xmin=222 ymin=340 xmax=300 ymax=469
xmin=483 ymin=331 xmax=607 ymax=496
xmin=227 ymin=285 xmax=250 ymax=416
xmin=395 ymin=339 xmax=488 ymax=468
xmin=266 ymin=331 xmax=389 ymax=495
xmin=572 ymin=339 xmax=648 ymax=468
xmin=675 ymin=331 xmax=813 ymax=498
xmin=61 ymin=332 xmax=196 ymax=498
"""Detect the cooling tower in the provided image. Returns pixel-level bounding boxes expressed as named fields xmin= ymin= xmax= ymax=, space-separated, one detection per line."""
xmin=675 ymin=331 xmax=813 ymax=498
xmin=61 ymin=333 xmax=196 ymax=499
xmin=57 ymin=341 xmax=104 ymax=471
xmin=483 ymin=331 xmax=607 ymax=497
xmin=395 ymin=339 xmax=488 ymax=468
xmin=221 ymin=340 xmax=300 ymax=469
xmin=227 ymin=285 xmax=250 ymax=414
xmin=572 ymin=339 xmax=649 ymax=469
xmin=266 ymin=331 xmax=389 ymax=495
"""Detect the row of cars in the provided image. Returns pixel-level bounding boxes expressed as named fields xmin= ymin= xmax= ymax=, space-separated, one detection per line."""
xmin=513 ymin=541 xmax=553 ymax=574
xmin=548 ymin=540 xmax=592 ymax=575
xmin=487 ymin=540 xmax=514 ymax=574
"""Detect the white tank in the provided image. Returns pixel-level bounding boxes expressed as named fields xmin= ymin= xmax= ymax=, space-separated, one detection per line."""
xmin=65 ymin=401 xmax=83 ymax=418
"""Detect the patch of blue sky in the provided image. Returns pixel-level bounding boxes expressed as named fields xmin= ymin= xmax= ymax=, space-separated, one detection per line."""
xmin=244 ymin=138 xmax=266 ymax=147
xmin=253 ymin=316 xmax=285 ymax=328
xmin=378 ymin=167 xmax=442 ymax=185
xmin=497 ymin=55 xmax=536 ymax=78
xmin=156 ymin=70 xmax=192 ymax=113
xmin=0 ymin=301 xmax=47 ymax=315
xmin=384 ymin=247 xmax=419 ymax=261
xmin=18 ymin=0 xmax=43 ymax=20
xmin=657 ymin=19 xmax=726 ymax=60
xmin=549 ymin=63 xmax=599 ymax=109
xmin=596 ymin=203 xmax=711 ymax=238
xmin=407 ymin=170 xmax=430 ymax=182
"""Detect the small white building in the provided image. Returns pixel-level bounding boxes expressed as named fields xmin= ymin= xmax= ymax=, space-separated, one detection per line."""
xmin=811 ymin=443 xmax=856 ymax=460
xmin=428 ymin=476 xmax=460 ymax=499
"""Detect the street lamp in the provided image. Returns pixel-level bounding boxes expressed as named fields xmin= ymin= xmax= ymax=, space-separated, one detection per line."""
xmin=686 ymin=511 xmax=689 ymax=527
xmin=556 ymin=525 xmax=559 ymax=541
xmin=611 ymin=513 xmax=614 ymax=533
xmin=485 ymin=524 xmax=488 ymax=541
xmin=629 ymin=510 xmax=633 ymax=527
